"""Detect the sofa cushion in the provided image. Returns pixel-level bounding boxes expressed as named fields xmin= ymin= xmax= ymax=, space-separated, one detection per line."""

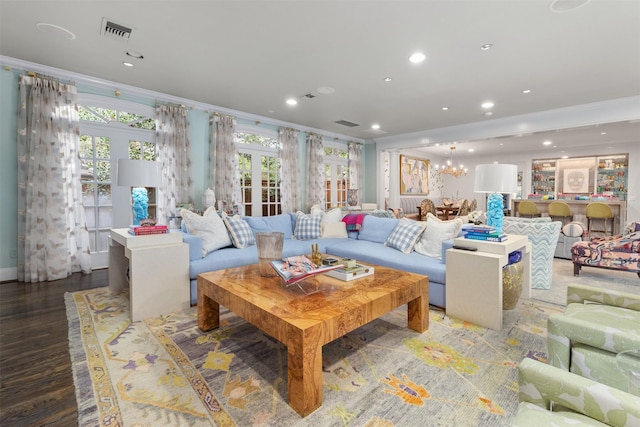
xmin=358 ymin=215 xmax=398 ymax=243
xmin=415 ymin=213 xmax=463 ymax=259
xmin=222 ymin=213 xmax=256 ymax=248
xmin=180 ymin=207 xmax=232 ymax=257
xmin=385 ymin=218 xmax=427 ymax=253
xmin=244 ymin=214 xmax=294 ymax=239
xmin=293 ymin=211 xmax=323 ymax=240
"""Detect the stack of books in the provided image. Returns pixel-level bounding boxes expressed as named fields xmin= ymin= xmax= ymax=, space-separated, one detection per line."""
xmin=128 ymin=225 xmax=168 ymax=236
xmin=464 ymin=225 xmax=507 ymax=242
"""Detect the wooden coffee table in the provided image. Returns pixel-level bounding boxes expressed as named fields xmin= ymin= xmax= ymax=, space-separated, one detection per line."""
xmin=197 ymin=263 xmax=428 ymax=417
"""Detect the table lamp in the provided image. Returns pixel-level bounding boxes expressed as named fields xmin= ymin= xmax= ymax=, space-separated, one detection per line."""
xmin=117 ymin=159 xmax=162 ymax=225
xmin=474 ymin=163 xmax=518 ymax=234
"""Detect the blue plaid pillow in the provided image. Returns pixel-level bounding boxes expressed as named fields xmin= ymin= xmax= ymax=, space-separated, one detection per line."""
xmin=385 ymin=218 xmax=427 ymax=253
xmin=222 ymin=213 xmax=255 ymax=248
xmin=293 ymin=211 xmax=323 ymax=240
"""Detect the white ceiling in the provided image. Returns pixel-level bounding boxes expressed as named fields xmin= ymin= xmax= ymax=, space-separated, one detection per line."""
xmin=1 ymin=0 xmax=639 ymax=157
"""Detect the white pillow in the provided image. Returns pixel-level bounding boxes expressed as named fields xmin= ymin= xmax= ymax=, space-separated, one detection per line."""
xmin=322 ymin=221 xmax=348 ymax=238
xmin=181 ymin=207 xmax=232 ymax=257
xmin=325 ymin=207 xmax=343 ymax=223
xmin=415 ymin=213 xmax=463 ymax=259
xmin=562 ymin=222 xmax=584 ymax=237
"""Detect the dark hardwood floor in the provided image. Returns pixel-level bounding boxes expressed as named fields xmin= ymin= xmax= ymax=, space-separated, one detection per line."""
xmin=0 ymin=269 xmax=107 ymax=426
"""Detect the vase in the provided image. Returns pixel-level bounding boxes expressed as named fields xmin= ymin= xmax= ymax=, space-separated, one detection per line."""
xmin=347 ymin=189 xmax=359 ymax=207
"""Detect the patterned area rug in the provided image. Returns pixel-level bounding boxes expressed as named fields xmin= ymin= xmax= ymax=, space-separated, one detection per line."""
xmin=66 ymin=288 xmax=561 ymax=426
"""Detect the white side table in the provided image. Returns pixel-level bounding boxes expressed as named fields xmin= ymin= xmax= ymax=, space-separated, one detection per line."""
xmin=445 ymin=234 xmax=531 ymax=330
xmin=109 ymin=228 xmax=189 ymax=321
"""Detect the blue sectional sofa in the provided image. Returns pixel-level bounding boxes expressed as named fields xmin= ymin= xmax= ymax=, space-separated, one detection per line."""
xmin=179 ymin=213 xmax=463 ymax=308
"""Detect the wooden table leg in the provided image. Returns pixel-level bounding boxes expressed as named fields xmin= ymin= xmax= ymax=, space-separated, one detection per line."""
xmin=407 ymin=280 xmax=429 ymax=333
xmin=287 ymin=331 xmax=323 ymax=417
xmin=197 ymin=280 xmax=219 ymax=332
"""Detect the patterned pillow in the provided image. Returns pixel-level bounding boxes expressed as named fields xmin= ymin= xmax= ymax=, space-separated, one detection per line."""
xmin=293 ymin=211 xmax=323 ymax=240
xmin=221 ymin=213 xmax=255 ymax=248
xmin=384 ymin=218 xmax=427 ymax=254
xmin=180 ymin=207 xmax=232 ymax=257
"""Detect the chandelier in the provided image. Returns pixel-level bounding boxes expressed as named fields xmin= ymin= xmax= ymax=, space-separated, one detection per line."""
xmin=435 ymin=146 xmax=468 ymax=177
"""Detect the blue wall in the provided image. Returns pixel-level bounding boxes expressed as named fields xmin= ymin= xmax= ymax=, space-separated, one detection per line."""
xmin=0 ymin=66 xmax=372 ymax=273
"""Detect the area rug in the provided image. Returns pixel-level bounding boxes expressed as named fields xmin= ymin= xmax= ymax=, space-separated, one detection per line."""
xmin=66 ymin=288 xmax=561 ymax=426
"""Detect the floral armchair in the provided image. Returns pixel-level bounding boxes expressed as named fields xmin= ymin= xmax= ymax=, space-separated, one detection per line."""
xmin=515 ymin=358 xmax=640 ymax=427
xmin=571 ymin=221 xmax=640 ymax=278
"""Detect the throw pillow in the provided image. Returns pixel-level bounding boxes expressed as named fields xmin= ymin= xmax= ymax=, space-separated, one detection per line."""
xmin=293 ymin=211 xmax=323 ymax=240
xmin=384 ymin=218 xmax=427 ymax=254
xmin=414 ymin=213 xmax=463 ymax=259
xmin=181 ymin=207 xmax=232 ymax=257
xmin=322 ymin=221 xmax=348 ymax=238
xmin=562 ymin=222 xmax=585 ymax=238
xmin=324 ymin=207 xmax=343 ymax=223
xmin=221 ymin=213 xmax=255 ymax=248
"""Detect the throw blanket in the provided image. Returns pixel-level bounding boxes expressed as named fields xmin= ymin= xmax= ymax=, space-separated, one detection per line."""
xmin=343 ymin=213 xmax=367 ymax=232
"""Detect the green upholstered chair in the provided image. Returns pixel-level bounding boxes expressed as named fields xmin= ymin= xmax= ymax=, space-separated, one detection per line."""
xmin=518 ymin=200 xmax=541 ymax=218
xmin=514 ymin=358 xmax=640 ymax=427
xmin=502 ymin=217 xmax=561 ymax=290
xmin=548 ymin=200 xmax=573 ymax=225
xmin=547 ymin=284 xmax=640 ymax=393
xmin=586 ymin=202 xmax=614 ymax=237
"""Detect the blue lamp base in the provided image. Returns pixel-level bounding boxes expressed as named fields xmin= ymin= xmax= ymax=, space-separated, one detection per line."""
xmin=486 ymin=193 xmax=505 ymax=234
xmin=131 ymin=187 xmax=149 ymax=225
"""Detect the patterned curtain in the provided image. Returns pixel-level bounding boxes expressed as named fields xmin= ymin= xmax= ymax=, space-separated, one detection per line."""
xmin=16 ymin=74 xmax=91 ymax=282
xmin=278 ymin=127 xmax=300 ymax=213
xmin=210 ymin=114 xmax=241 ymax=207
xmin=155 ymin=103 xmax=193 ymax=223
xmin=348 ymin=142 xmax=363 ymax=202
xmin=305 ymin=132 xmax=325 ymax=210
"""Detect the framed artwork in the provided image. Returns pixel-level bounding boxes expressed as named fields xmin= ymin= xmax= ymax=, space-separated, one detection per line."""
xmin=563 ymin=168 xmax=589 ymax=193
xmin=400 ymin=155 xmax=429 ymax=195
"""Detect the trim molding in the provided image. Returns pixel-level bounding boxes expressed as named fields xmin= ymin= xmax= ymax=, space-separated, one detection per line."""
xmin=0 ymin=267 xmax=17 ymax=283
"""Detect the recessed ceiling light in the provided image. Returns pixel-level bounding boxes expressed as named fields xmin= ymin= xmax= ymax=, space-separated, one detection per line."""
xmin=383 ymin=77 xmax=392 ymax=82
xmin=267 ymin=109 xmax=275 ymax=114
xmin=286 ymin=98 xmax=298 ymax=106
xmin=371 ymin=124 xmax=380 ymax=130
xmin=409 ymin=52 xmax=426 ymax=63
xmin=468 ymin=148 xmax=475 ymax=152
xmin=316 ymin=86 xmax=335 ymax=95
xmin=123 ymin=62 xmax=134 ymax=67
xmin=484 ymin=111 xmax=493 ymax=117
xmin=601 ymin=132 xmax=607 ymax=135
xmin=550 ymin=0 xmax=592 ymax=12
xmin=522 ymin=89 xmax=531 ymax=94
xmin=481 ymin=101 xmax=494 ymax=109
xmin=480 ymin=44 xmax=493 ymax=51
xmin=562 ymin=155 xmax=569 ymax=159
xmin=36 ymin=22 xmax=76 ymax=40
xmin=543 ymin=140 xmax=552 ymax=146
xmin=442 ymin=107 xmax=449 ymax=111
xmin=126 ymin=51 xmax=144 ymax=59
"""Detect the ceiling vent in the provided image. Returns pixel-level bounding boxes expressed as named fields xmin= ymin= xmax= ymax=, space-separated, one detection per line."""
xmin=304 ymin=93 xmax=317 ymax=99
xmin=335 ymin=120 xmax=359 ymax=128
xmin=101 ymin=18 xmax=132 ymax=40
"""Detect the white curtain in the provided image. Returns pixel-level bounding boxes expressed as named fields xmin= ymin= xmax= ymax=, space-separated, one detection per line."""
xmin=155 ymin=103 xmax=192 ymax=223
xmin=16 ymin=74 xmax=91 ymax=282
xmin=348 ymin=142 xmax=363 ymax=202
xmin=278 ymin=127 xmax=300 ymax=213
xmin=305 ymin=132 xmax=325 ymax=210
xmin=210 ymin=114 xmax=241 ymax=206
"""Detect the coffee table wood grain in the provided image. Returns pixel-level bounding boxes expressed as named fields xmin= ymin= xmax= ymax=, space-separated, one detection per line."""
xmin=197 ymin=263 xmax=428 ymax=417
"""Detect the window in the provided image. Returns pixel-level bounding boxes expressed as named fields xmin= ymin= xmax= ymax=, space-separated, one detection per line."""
xmin=236 ymin=129 xmax=282 ymax=216
xmin=323 ymin=142 xmax=349 ymax=209
xmin=78 ymin=95 xmax=156 ymax=268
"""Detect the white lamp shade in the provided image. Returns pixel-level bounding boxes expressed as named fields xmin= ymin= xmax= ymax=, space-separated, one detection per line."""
xmin=474 ymin=163 xmax=518 ymax=194
xmin=117 ymin=159 xmax=162 ymax=187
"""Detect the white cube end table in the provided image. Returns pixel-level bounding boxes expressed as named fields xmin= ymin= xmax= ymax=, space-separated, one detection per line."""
xmin=109 ymin=228 xmax=190 ymax=321
xmin=445 ymin=234 xmax=531 ymax=330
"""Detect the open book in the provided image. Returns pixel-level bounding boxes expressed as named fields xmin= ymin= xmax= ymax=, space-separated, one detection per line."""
xmin=270 ymin=255 xmax=343 ymax=285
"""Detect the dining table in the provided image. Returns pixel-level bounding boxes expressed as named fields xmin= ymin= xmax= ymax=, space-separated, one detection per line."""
xmin=436 ymin=205 xmax=459 ymax=220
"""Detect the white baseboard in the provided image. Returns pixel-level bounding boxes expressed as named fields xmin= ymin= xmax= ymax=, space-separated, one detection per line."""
xmin=0 ymin=267 xmax=18 ymax=282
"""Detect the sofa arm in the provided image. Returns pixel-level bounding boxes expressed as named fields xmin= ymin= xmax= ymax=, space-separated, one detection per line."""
xmin=441 ymin=239 xmax=454 ymax=262
xmin=174 ymin=230 xmax=202 ymax=261
xmin=518 ymin=358 xmax=640 ymax=427
xmin=567 ymin=284 xmax=640 ymax=311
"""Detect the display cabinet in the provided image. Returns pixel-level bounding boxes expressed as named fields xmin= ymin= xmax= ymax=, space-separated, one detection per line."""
xmin=531 ymin=159 xmax=556 ymax=196
xmin=596 ymin=154 xmax=628 ymax=200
